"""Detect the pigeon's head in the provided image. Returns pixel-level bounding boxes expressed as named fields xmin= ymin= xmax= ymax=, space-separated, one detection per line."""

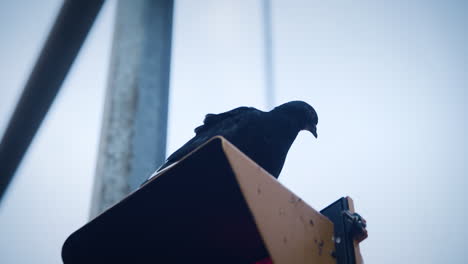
xmin=274 ymin=101 xmax=318 ymax=138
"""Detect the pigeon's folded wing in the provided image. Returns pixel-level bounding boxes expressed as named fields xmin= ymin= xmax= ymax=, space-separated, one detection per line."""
xmin=159 ymin=107 xmax=258 ymax=172
xmin=194 ymin=106 xmax=255 ymax=134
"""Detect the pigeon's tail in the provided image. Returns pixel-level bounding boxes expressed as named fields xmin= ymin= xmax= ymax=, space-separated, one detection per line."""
xmin=140 ymin=161 xmax=178 ymax=187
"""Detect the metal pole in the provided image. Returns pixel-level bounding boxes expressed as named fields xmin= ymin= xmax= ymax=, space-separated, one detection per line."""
xmin=0 ymin=0 xmax=104 ymax=203
xmin=89 ymin=0 xmax=173 ymax=218
xmin=262 ymin=0 xmax=275 ymax=109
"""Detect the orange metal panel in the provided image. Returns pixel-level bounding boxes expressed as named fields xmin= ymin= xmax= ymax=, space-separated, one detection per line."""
xmin=222 ymin=139 xmax=336 ymax=264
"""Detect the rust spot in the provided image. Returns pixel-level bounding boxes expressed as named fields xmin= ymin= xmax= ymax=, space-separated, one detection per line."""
xmin=279 ymin=208 xmax=285 ymax=216
xmin=318 ymin=240 xmax=324 ymax=256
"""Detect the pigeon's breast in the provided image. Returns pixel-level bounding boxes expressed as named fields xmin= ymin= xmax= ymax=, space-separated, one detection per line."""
xmin=230 ymin=121 xmax=291 ymax=178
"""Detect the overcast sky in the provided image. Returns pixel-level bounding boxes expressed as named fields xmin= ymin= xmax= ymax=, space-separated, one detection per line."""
xmin=1 ymin=0 xmax=467 ymax=263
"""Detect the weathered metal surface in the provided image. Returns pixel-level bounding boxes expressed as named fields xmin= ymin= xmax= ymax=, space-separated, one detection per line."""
xmin=90 ymin=0 xmax=174 ymax=218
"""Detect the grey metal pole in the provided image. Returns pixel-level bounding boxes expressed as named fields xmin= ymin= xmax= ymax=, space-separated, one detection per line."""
xmin=262 ymin=0 xmax=275 ymax=109
xmin=90 ymin=0 xmax=174 ymax=218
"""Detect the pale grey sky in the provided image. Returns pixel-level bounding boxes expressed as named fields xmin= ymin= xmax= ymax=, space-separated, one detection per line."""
xmin=1 ymin=0 xmax=467 ymax=263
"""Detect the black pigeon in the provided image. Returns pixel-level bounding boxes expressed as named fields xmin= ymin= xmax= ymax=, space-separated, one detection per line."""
xmin=158 ymin=101 xmax=318 ymax=179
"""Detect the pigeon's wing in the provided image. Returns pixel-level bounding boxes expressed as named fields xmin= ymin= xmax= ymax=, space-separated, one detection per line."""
xmin=194 ymin=106 xmax=255 ymax=134
xmin=157 ymin=134 xmax=208 ymax=171
xmin=158 ymin=107 xmax=259 ymax=172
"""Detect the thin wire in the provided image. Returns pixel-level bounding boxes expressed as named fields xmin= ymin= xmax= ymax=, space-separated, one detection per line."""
xmin=262 ymin=0 xmax=275 ymax=109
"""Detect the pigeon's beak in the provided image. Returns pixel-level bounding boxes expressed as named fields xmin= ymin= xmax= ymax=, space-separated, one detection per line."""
xmin=306 ymin=124 xmax=317 ymax=138
xmin=311 ymin=126 xmax=318 ymax=138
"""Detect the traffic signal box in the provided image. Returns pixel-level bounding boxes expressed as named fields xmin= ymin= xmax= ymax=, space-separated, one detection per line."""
xmin=62 ymin=136 xmax=366 ymax=263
